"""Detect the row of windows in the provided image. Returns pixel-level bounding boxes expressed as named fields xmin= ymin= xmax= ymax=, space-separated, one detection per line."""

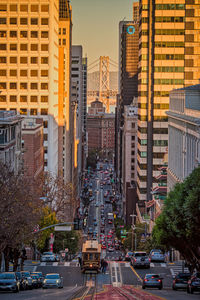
xmin=0 ymin=69 xmax=48 ymax=77
xmin=0 ymin=17 xmax=49 ymax=25
xmin=0 ymin=56 xmax=48 ymax=64
xmin=0 ymin=95 xmax=48 ymax=103
xmin=142 ymin=16 xmax=184 ymax=23
xmin=139 ymin=78 xmax=184 ymax=85
xmin=138 ymin=139 xmax=168 ymax=147
xmin=0 ymin=31 xmax=50 ymax=41
xmin=138 ymin=115 xmax=168 ymax=122
xmin=0 ymin=4 xmax=49 ymax=12
xmin=138 ymin=127 xmax=168 ymax=135
xmin=155 ymin=4 xmax=185 ymax=10
xmin=138 ymin=103 xmax=169 ymax=109
xmin=140 ymin=42 xmax=185 ymax=49
xmin=139 ymin=54 xmax=184 ymax=61
xmin=139 ymin=66 xmax=184 ymax=73
xmin=0 ymin=82 xmax=49 ymax=89
xmin=155 ymin=29 xmax=185 ymax=35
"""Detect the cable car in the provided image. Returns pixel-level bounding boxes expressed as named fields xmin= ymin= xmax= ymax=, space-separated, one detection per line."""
xmin=82 ymin=240 xmax=101 ymax=273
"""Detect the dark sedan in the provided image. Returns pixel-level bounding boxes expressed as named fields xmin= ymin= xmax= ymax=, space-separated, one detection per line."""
xmin=172 ymin=272 xmax=191 ymax=290
xmin=187 ymin=272 xmax=200 ymax=294
xmin=0 ymin=272 xmax=20 ymax=293
xmin=142 ymin=274 xmax=163 ymax=290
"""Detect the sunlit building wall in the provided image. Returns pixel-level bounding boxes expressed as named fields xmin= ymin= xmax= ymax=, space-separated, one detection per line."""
xmin=137 ymin=0 xmax=200 ymax=204
xmin=0 ymin=1 xmax=59 ymax=174
xmin=59 ymin=0 xmax=72 ymax=182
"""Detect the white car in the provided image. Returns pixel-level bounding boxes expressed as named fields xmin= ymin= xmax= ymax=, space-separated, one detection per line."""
xmin=42 ymin=273 xmax=63 ymax=289
xmin=40 ymin=252 xmax=56 ymax=262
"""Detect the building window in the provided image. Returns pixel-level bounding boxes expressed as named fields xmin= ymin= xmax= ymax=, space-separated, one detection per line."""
xmin=63 ymin=39 xmax=66 ymax=45
xmin=31 ymin=18 xmax=38 ymax=25
xmin=20 ymin=57 xmax=28 ymax=64
xmin=20 ymin=96 xmax=27 ymax=103
xmin=9 ymin=81 xmax=17 ymax=88
xmin=10 ymin=31 xmax=17 ymax=38
xmin=0 ymin=4 xmax=7 ymax=11
xmin=59 ymin=28 xmax=61 ymax=34
xmin=31 ymin=83 xmax=38 ymax=89
xmin=132 ymin=136 xmax=135 ymax=141
xmin=41 ymin=109 xmax=48 ymax=115
xmin=10 ymin=4 xmax=17 ymax=11
xmin=0 ymin=70 xmax=6 ymax=76
xmin=131 ymin=123 xmax=135 ymax=129
xmin=31 ymin=31 xmax=38 ymax=38
xmin=0 ymin=57 xmax=6 ymax=63
xmin=41 ymin=57 xmax=48 ymax=64
xmin=10 ymin=18 xmax=17 ymax=25
xmin=0 ymin=44 xmax=6 ymax=50
xmin=10 ymin=70 xmax=17 ymax=76
xmin=20 ymin=70 xmax=27 ymax=77
xmin=0 ymin=18 xmax=6 ymax=24
xmin=10 ymin=44 xmax=17 ymax=51
xmin=20 ymin=31 xmax=27 ymax=38
xmin=20 ymin=5 xmax=28 ymax=12
xmin=44 ymin=134 xmax=48 ymax=141
xmin=0 ymin=31 xmax=6 ymax=37
xmin=131 ymin=151 xmax=135 ymax=155
xmin=31 ymin=44 xmax=38 ymax=51
xmin=10 ymin=95 xmax=17 ymax=102
xmin=41 ymin=31 xmax=48 ymax=38
xmin=41 ymin=96 xmax=48 ymax=103
xmin=41 ymin=5 xmax=49 ymax=12
xmin=31 ymin=5 xmax=38 ymax=12
xmin=30 ymin=96 xmax=38 ymax=102
xmin=0 ymin=82 xmax=6 ymax=89
xmin=43 ymin=120 xmax=48 ymax=128
xmin=41 ymin=70 xmax=48 ymax=77
xmin=41 ymin=18 xmax=48 ymax=25
xmin=20 ymin=82 xmax=27 ymax=90
xmin=20 ymin=44 xmax=28 ymax=51
xmin=59 ymin=39 xmax=61 ymax=45
xmin=131 ymin=143 xmax=135 ymax=148
xmin=41 ymin=83 xmax=48 ymax=90
xmin=20 ymin=108 xmax=27 ymax=115
xmin=30 ymin=108 xmax=38 ymax=116
xmin=30 ymin=70 xmax=38 ymax=77
xmin=20 ymin=18 xmax=28 ymax=25
xmin=10 ymin=57 xmax=17 ymax=63
xmin=41 ymin=44 xmax=48 ymax=51
xmin=31 ymin=57 xmax=38 ymax=64
xmin=0 ymin=95 xmax=6 ymax=102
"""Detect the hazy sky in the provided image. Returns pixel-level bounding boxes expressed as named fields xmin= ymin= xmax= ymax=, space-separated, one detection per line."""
xmin=71 ymin=0 xmax=135 ymax=71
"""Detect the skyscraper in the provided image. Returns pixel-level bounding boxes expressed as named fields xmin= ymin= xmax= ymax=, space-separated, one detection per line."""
xmin=0 ymin=1 xmax=59 ymax=174
xmin=137 ymin=0 xmax=200 ymax=205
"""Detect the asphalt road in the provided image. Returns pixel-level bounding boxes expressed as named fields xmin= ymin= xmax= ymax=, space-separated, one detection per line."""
xmin=1 ymin=164 xmax=199 ymax=299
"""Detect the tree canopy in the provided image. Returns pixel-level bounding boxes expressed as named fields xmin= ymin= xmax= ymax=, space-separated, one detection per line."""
xmin=152 ymin=167 xmax=200 ymax=271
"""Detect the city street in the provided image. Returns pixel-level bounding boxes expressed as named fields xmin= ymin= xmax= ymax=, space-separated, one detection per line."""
xmin=1 ymin=163 xmax=199 ymax=299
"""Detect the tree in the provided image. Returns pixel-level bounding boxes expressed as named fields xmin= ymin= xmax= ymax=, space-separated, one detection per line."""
xmin=152 ymin=167 xmax=200 ymax=271
xmin=0 ymin=162 xmax=42 ymax=271
xmin=53 ymin=231 xmax=79 ymax=254
xmin=86 ymin=149 xmax=98 ymax=169
xmin=36 ymin=206 xmax=58 ymax=253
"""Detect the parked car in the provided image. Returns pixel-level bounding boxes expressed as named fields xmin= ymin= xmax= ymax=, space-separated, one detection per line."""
xmin=150 ymin=249 xmax=162 ymax=255
xmin=42 ymin=273 xmax=63 ymax=289
xmin=142 ymin=274 xmax=163 ymax=290
xmin=0 ymin=272 xmax=20 ymax=293
xmin=125 ymin=251 xmax=133 ymax=261
xmin=187 ymin=272 xmax=200 ymax=294
xmin=131 ymin=251 xmax=150 ymax=268
xmin=150 ymin=252 xmax=165 ymax=263
xmin=172 ymin=272 xmax=191 ymax=290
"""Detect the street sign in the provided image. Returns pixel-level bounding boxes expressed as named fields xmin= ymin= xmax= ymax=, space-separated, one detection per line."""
xmin=54 ymin=226 xmax=71 ymax=231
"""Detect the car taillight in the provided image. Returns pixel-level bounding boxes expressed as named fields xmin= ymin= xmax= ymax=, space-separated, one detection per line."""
xmin=157 ymin=279 xmax=161 ymax=282
xmin=144 ymin=279 xmax=148 ymax=282
xmin=149 ymin=258 xmax=151 ymax=262
xmin=90 ymin=264 xmax=93 ymax=267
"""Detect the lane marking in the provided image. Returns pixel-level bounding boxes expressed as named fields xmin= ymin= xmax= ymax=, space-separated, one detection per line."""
xmin=150 ymin=262 xmax=155 ymax=267
xmin=130 ymin=265 xmax=143 ymax=282
xmin=33 ymin=266 xmax=37 ymax=272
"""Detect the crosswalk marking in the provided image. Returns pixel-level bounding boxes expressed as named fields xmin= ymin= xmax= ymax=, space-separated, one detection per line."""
xmin=64 ymin=262 xmax=70 ymax=266
xmin=161 ymin=263 xmax=166 ymax=267
xmin=40 ymin=262 xmax=46 ymax=266
xmin=53 ymin=262 xmax=58 ymax=266
xmin=125 ymin=262 xmax=130 ymax=267
xmin=150 ymin=263 xmax=155 ymax=267
xmin=170 ymin=265 xmax=189 ymax=276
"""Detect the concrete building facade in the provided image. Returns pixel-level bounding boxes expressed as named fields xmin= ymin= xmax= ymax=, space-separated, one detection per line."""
xmin=0 ymin=0 xmax=59 ymax=175
xmin=22 ymin=117 xmax=44 ymax=180
xmin=167 ymin=85 xmax=200 ymax=191
xmin=137 ymin=1 xmax=200 ymax=206
xmin=0 ymin=111 xmax=23 ymax=174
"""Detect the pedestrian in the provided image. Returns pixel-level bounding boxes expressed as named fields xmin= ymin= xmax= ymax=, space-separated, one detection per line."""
xmin=101 ymin=258 xmax=104 ymax=272
xmin=102 ymin=260 xmax=108 ymax=274
xmin=78 ymin=256 xmax=82 ymax=267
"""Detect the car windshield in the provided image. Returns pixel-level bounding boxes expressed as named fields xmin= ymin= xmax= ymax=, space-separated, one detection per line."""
xmin=43 ymin=252 xmax=53 ymax=255
xmin=135 ymin=253 xmax=146 ymax=257
xmin=31 ymin=272 xmax=43 ymax=277
xmin=0 ymin=273 xmax=15 ymax=279
xmin=153 ymin=252 xmax=161 ymax=255
xmin=45 ymin=274 xmax=60 ymax=279
xmin=21 ymin=272 xmax=30 ymax=277
xmin=146 ymin=274 xmax=160 ymax=279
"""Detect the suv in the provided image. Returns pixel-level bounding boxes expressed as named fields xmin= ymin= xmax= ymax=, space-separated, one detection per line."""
xmin=131 ymin=251 xmax=150 ymax=268
xmin=172 ymin=272 xmax=191 ymax=290
xmin=187 ymin=272 xmax=200 ymax=294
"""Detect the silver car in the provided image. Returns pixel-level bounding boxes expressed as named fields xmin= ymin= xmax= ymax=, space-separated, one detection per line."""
xmin=150 ymin=252 xmax=165 ymax=262
xmin=131 ymin=251 xmax=150 ymax=268
xmin=42 ymin=273 xmax=63 ymax=289
xmin=40 ymin=252 xmax=56 ymax=262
